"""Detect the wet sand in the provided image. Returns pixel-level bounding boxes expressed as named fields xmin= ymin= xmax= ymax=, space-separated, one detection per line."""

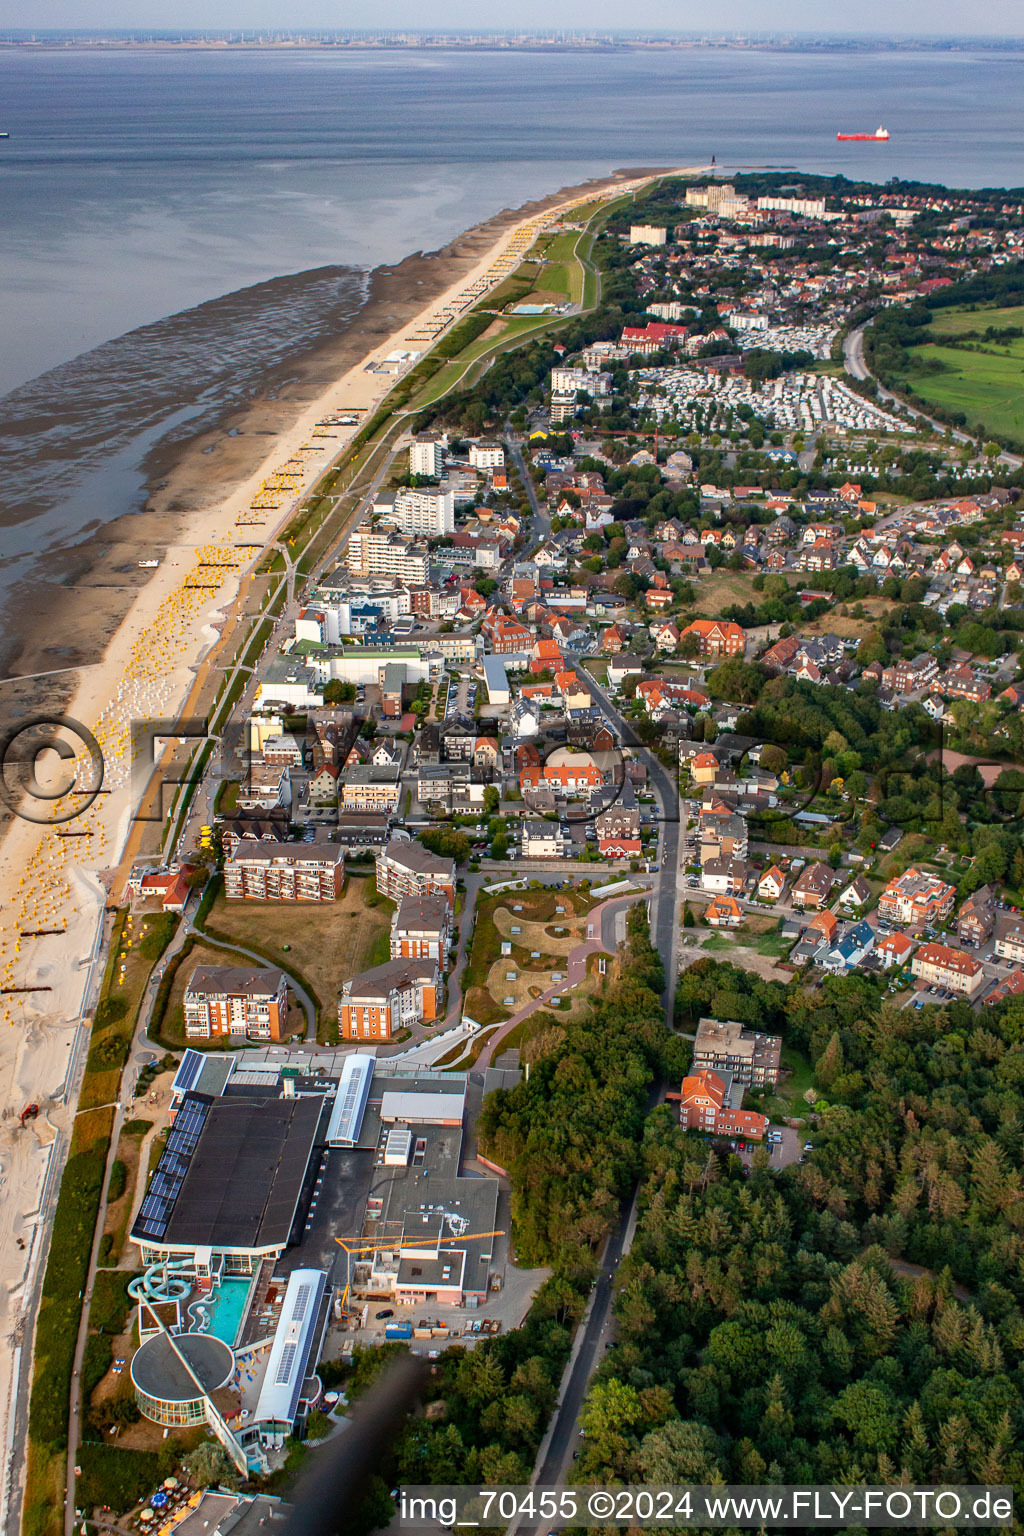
xmin=3 ymin=166 xmax=663 ymax=697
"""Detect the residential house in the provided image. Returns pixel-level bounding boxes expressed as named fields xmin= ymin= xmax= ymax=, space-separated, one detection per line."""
xmin=758 ymin=865 xmax=786 ymax=903
xmin=682 ymin=618 xmax=746 ymax=658
xmin=910 ymin=942 xmax=984 ymax=999
xmin=876 ymin=932 xmax=915 ymax=970
xmin=701 ymin=857 xmax=748 ymax=896
xmin=705 ymin=894 xmax=744 ymax=927
xmin=958 ymin=885 xmax=995 ymax=946
xmin=791 ymin=862 xmax=836 ymax=911
xmin=836 ymin=876 xmax=871 ymax=914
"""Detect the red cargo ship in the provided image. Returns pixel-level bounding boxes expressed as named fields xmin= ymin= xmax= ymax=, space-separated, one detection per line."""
xmin=837 ymin=126 xmax=890 ymax=141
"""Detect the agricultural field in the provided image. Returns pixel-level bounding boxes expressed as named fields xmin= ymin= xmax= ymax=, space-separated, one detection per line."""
xmin=926 ymin=302 xmax=1024 ymax=338
xmin=904 ymin=303 xmax=1024 ymax=443
xmin=910 ymin=342 xmax=1024 ymax=443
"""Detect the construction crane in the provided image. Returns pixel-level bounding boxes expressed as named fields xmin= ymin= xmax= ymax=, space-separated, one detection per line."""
xmin=333 ymin=1230 xmax=505 ymax=1317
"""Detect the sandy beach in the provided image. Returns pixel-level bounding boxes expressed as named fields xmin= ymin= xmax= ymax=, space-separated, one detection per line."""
xmin=0 ymin=161 xmax=690 ymax=1514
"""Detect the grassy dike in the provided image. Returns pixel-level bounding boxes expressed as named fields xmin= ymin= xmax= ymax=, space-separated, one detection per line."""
xmin=22 ymin=911 xmax=178 ymax=1536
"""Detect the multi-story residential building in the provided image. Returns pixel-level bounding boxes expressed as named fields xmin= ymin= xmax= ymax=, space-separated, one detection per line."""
xmin=995 ymin=924 xmax=1024 ymax=964
xmin=388 ymin=486 xmax=455 ymax=538
xmin=223 ymin=839 xmax=345 ymax=902
xmin=376 ymin=839 xmax=456 ymax=909
xmin=791 ymin=862 xmax=836 ymax=911
xmin=878 ymin=868 xmax=956 ymax=927
xmin=958 ymin=885 xmax=995 ymax=945
xmin=340 ymin=764 xmax=402 ymax=812
xmin=468 ymin=442 xmax=505 ymax=469
xmin=670 ymin=1069 xmax=768 ymax=1140
xmin=629 ymin=224 xmax=668 ymax=245
xmin=550 ymin=366 xmax=612 ymax=399
xmin=881 ymin=653 xmax=939 ymax=694
xmin=910 ymin=942 xmax=985 ymax=998
xmin=699 ymin=810 xmax=748 ymax=865
xmin=346 ymin=530 xmax=430 ymax=584
xmin=681 ymin=618 xmax=746 ymax=658
xmin=692 ymin=1017 xmax=782 ymax=1088
xmin=756 ymin=194 xmax=827 ymax=218
xmin=183 ymin=964 xmax=288 ymax=1042
xmin=409 ymin=436 xmax=445 ymax=477
xmin=390 ymin=892 xmax=452 ymax=965
xmin=338 ymin=958 xmax=439 ymax=1040
xmin=700 ymin=857 xmax=748 ymax=895
xmin=521 ymin=821 xmax=564 ymax=859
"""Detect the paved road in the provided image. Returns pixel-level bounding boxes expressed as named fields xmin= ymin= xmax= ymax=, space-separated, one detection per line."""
xmin=578 ymin=667 xmax=683 ymax=1024
xmin=522 ymin=672 xmax=683 ymax=1510
xmin=844 ymin=322 xmax=1023 ymax=470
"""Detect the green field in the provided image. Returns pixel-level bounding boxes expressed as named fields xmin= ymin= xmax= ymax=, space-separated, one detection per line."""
xmin=926 ymin=302 xmax=1024 ymax=338
xmin=900 ymin=302 xmax=1024 ymax=443
xmin=909 ymin=340 xmax=1024 ymax=443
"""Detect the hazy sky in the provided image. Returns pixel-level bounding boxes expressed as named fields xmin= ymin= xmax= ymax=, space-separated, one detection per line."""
xmin=5 ymin=0 xmax=1023 ymax=35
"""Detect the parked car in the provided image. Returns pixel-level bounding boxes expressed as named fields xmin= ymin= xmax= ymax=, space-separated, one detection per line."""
xmin=375 ymin=1309 xmax=394 ymax=1320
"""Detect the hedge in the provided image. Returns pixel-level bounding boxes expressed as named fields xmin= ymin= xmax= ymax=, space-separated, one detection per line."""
xmin=106 ymin=1160 xmax=127 ymax=1204
xmin=29 ymin=1138 xmax=108 ymax=1450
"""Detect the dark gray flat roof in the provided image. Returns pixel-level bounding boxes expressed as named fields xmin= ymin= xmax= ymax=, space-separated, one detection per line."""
xmin=162 ymin=1095 xmax=324 ymax=1251
xmin=131 ymin=1331 xmax=234 ymax=1402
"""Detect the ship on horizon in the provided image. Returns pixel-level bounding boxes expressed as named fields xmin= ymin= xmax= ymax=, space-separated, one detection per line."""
xmin=837 ymin=126 xmax=890 ymax=142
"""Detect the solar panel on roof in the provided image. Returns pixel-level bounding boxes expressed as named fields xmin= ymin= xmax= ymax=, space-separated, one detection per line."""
xmin=290 ymin=1284 xmax=312 ymax=1324
xmin=275 ymin=1343 xmax=298 ymax=1384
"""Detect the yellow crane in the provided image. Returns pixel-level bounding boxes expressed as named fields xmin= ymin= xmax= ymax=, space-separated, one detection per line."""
xmin=333 ymin=1230 xmax=505 ymax=1316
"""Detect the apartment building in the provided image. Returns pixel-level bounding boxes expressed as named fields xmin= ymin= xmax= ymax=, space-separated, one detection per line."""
xmin=691 ymin=1017 xmax=782 ymax=1088
xmin=671 ymin=1069 xmax=768 ymax=1140
xmin=521 ymin=821 xmax=564 ymax=859
xmin=223 ymin=839 xmax=345 ymax=902
xmin=910 ymin=942 xmax=985 ymax=999
xmin=346 ymin=530 xmax=429 ymax=584
xmin=468 ymin=442 xmax=505 ymax=469
xmin=881 ymin=653 xmax=939 ymax=694
xmin=183 ymin=964 xmax=288 ymax=1042
xmin=995 ymin=924 xmax=1024 ymax=964
xmin=409 ymin=436 xmax=445 ymax=478
xmin=682 ymin=618 xmax=746 ymax=658
xmin=338 ymin=958 xmax=439 ymax=1041
xmin=878 ymin=868 xmax=956 ymax=927
xmin=389 ymin=486 xmax=455 ymax=538
xmin=376 ymin=839 xmax=456 ymax=909
xmin=390 ymin=892 xmax=452 ymax=965
xmin=341 ymin=764 xmax=402 ymax=812
xmin=629 ymin=224 xmax=667 ymax=245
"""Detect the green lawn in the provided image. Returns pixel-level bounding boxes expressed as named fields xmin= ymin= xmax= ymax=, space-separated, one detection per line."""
xmin=908 ymin=341 xmax=1024 ymax=443
xmin=926 ymin=302 xmax=1024 ymax=338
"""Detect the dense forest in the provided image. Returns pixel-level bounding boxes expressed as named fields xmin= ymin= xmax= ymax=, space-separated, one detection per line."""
xmin=577 ymin=963 xmax=1024 ymax=1493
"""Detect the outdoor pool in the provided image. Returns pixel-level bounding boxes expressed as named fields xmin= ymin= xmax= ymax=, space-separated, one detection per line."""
xmin=192 ymin=1276 xmax=253 ymax=1346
